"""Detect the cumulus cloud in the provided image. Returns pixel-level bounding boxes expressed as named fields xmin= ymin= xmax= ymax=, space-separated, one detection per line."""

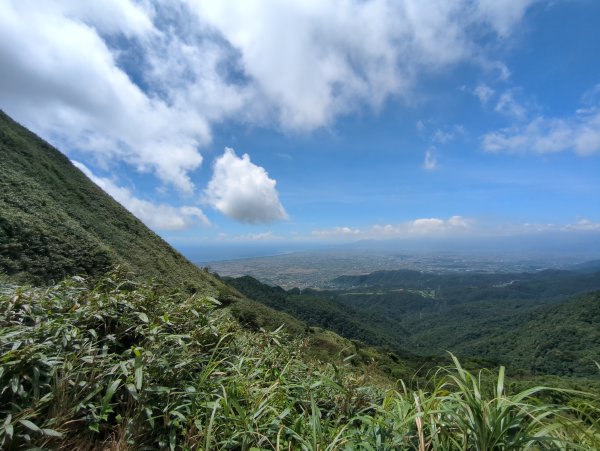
xmin=188 ymin=0 xmax=536 ymax=130
xmin=73 ymin=161 xmax=210 ymax=230
xmin=312 ymin=216 xmax=472 ymax=240
xmin=0 ymin=0 xmax=541 ymax=204
xmin=483 ymin=107 xmax=600 ymax=155
xmin=204 ymin=148 xmax=287 ymax=224
xmin=312 ymin=227 xmax=361 ymax=238
xmin=476 ymin=0 xmax=539 ymax=36
xmin=1 ymin=1 xmax=539 ymax=171
xmin=0 ymin=1 xmax=216 ymax=193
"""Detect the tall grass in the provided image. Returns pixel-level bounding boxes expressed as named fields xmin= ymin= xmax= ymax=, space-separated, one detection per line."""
xmin=1 ymin=271 xmax=598 ymax=449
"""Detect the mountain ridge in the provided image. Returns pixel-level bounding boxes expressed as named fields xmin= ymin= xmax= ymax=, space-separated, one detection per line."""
xmin=0 ymin=110 xmax=215 ymax=290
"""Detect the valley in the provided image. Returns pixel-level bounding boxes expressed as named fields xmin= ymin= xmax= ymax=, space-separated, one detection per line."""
xmin=218 ymin=254 xmax=600 ymax=378
xmin=3 ymin=1 xmax=600 ymax=447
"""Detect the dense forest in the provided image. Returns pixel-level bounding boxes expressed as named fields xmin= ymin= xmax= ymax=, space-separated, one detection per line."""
xmin=228 ymin=268 xmax=600 ymax=378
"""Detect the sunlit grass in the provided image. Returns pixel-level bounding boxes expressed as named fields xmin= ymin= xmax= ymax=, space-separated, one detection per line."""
xmin=1 ymin=271 xmax=598 ymax=449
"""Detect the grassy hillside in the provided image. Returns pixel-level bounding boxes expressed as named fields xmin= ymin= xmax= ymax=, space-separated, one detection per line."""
xmin=2 ymin=110 xmax=599 ymax=448
xmin=2 ymin=273 xmax=598 ymax=450
xmin=0 ymin=110 xmax=215 ymax=290
xmin=0 ymin=110 xmax=326 ymax=339
xmin=0 ymin=109 xmax=418 ymax=376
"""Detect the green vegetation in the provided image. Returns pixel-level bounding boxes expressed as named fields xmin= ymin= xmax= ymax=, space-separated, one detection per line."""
xmin=2 ymin=273 xmax=599 ymax=450
xmin=2 ymin=109 xmax=600 ymax=449
xmin=0 ymin=110 xmax=215 ymax=291
xmin=333 ymin=268 xmax=600 ymax=302
xmin=225 ymin=276 xmax=401 ymax=351
xmin=229 ymin=273 xmax=600 ymax=379
xmin=0 ymin=108 xmax=310 ymax=342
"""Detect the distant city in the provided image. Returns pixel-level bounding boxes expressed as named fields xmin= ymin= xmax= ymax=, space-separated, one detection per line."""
xmin=195 ymin=248 xmax=594 ymax=289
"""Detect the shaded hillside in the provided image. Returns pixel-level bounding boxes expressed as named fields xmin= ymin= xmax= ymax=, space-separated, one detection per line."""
xmin=0 ymin=111 xmax=321 ymax=338
xmin=460 ymin=290 xmax=600 ymax=377
xmin=225 ymin=275 xmax=418 ymax=355
xmin=0 ymin=110 xmax=214 ymax=290
xmin=229 ymin=272 xmax=600 ymax=378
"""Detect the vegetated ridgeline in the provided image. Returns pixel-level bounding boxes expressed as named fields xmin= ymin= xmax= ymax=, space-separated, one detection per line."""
xmin=0 ymin=109 xmax=215 ymax=290
xmin=1 ymin=110 xmax=599 ymax=449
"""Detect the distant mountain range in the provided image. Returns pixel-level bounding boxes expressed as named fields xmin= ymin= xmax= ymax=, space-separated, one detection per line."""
xmin=343 ymin=233 xmax=600 ymax=257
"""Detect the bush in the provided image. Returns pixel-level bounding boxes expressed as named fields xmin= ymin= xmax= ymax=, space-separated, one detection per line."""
xmin=1 ymin=272 xmax=598 ymax=449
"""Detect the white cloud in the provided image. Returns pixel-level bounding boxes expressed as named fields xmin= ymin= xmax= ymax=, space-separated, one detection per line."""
xmin=221 ymin=231 xmax=284 ymax=242
xmin=447 ymin=215 xmax=472 ymax=228
xmin=565 ymin=219 xmax=600 ymax=231
xmin=0 ymin=0 xmax=541 ymax=195
xmin=483 ymin=107 xmax=600 ymax=155
xmin=312 ymin=226 xmax=361 ymax=238
xmin=494 ymin=91 xmax=528 ymax=120
xmin=474 ymin=84 xmax=495 ymax=104
xmin=188 ymin=0 xmax=536 ymax=131
xmin=0 ymin=0 xmax=215 ymax=193
xmin=374 ymin=216 xmax=473 ymax=236
xmin=476 ymin=0 xmax=539 ymax=36
xmin=204 ymin=148 xmax=287 ymax=224
xmin=73 ymin=161 xmax=210 ymax=230
xmin=423 ymin=149 xmax=438 ymax=171
xmin=432 ymin=125 xmax=464 ymax=144
xmin=581 ymin=84 xmax=600 ymax=106
xmin=312 ymin=216 xmax=472 ymax=240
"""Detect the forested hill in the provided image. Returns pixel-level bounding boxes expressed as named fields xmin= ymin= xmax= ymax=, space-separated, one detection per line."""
xmin=229 ymin=273 xmax=600 ymax=377
xmin=333 ymin=268 xmax=600 ymax=301
xmin=0 ymin=110 xmax=215 ymax=290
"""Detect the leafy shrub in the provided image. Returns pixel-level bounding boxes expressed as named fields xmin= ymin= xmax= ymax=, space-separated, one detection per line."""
xmin=1 ymin=272 xmax=598 ymax=449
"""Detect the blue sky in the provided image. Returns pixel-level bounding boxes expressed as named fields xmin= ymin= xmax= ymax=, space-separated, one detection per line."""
xmin=1 ymin=0 xmax=599 ymax=254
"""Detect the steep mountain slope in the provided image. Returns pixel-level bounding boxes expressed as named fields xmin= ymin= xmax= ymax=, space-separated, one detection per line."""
xmin=0 ymin=110 xmax=314 ymax=336
xmin=1 ymin=114 xmax=599 ymax=449
xmin=0 ymin=110 xmax=213 ymax=289
xmin=0 ymin=110 xmax=411 ymax=357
